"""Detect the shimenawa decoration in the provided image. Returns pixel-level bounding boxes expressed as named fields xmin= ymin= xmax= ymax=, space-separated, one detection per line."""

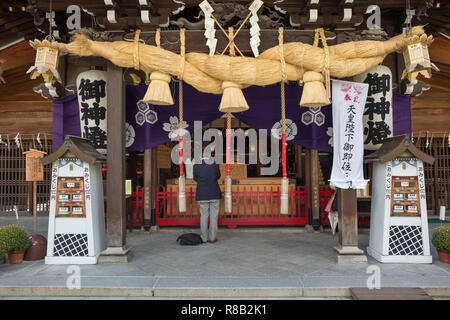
xmin=40 ymin=24 xmax=433 ymax=111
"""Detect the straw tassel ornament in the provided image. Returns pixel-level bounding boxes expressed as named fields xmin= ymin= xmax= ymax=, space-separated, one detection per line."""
xmin=143 ymin=29 xmax=174 ymax=106
xmin=278 ymin=27 xmax=289 ymax=215
xmin=178 ymin=29 xmax=187 ymax=213
xmin=299 ymin=28 xmax=331 ymax=107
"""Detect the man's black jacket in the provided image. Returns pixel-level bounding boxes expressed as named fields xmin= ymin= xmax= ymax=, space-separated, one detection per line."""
xmin=193 ymin=159 xmax=222 ymax=201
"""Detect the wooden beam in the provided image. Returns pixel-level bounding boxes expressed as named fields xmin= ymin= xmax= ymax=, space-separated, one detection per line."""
xmin=106 ymin=61 xmax=126 ymax=248
xmin=116 ymin=29 xmax=336 ymax=54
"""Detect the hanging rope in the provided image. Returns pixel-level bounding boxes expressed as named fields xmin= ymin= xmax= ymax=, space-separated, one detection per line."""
xmin=178 ymin=28 xmax=187 ymax=213
xmin=313 ymin=28 xmax=331 ymax=99
xmin=279 ymin=27 xmax=289 ymax=215
xmin=156 ymin=28 xmax=161 ymax=48
xmin=179 ymin=28 xmax=185 ymax=177
xmin=279 ymin=27 xmax=287 ymax=179
xmin=133 ymin=29 xmax=141 ymax=71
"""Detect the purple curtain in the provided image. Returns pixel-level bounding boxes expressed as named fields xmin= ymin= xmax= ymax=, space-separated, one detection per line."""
xmin=53 ymin=83 xmax=412 ymax=153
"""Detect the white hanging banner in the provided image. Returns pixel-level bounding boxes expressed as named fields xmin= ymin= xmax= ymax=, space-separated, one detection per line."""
xmin=76 ymin=69 xmax=107 ymax=154
xmin=330 ymin=79 xmax=369 ymax=189
xmin=353 ymin=65 xmax=393 ymax=150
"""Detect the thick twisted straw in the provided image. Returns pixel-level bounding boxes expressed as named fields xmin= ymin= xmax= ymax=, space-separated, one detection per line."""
xmin=54 ymin=26 xmax=428 ymax=96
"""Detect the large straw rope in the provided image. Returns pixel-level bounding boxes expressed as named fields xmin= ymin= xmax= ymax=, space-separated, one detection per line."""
xmin=53 ymin=26 xmax=430 ymax=96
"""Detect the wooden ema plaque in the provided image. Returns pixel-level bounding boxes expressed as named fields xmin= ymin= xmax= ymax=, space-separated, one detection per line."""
xmin=24 ymin=149 xmax=46 ymax=182
xmin=55 ymin=177 xmax=86 ymax=218
xmin=391 ymin=176 xmax=421 ymax=216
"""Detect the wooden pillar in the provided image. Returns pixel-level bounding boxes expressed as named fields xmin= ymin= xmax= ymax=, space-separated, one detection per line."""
xmin=143 ymin=149 xmax=153 ymax=230
xmin=295 ymin=145 xmax=303 ymax=182
xmin=305 ymin=148 xmax=311 ymax=223
xmin=150 ymin=147 xmax=158 ymax=217
xmin=434 ymin=143 xmax=440 ymax=215
xmin=101 ymin=61 xmax=128 ymax=260
xmin=310 ymin=149 xmax=320 ymax=229
xmin=335 ymin=188 xmax=365 ymax=255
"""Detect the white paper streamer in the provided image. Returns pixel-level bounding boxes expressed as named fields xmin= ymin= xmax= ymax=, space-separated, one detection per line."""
xmin=14 ymin=132 xmax=20 ymax=149
xmin=37 ymin=133 xmax=43 ymax=148
xmin=249 ymin=0 xmax=263 ymax=57
xmin=199 ymin=0 xmax=217 ymax=56
xmin=0 ymin=135 xmax=6 ymax=146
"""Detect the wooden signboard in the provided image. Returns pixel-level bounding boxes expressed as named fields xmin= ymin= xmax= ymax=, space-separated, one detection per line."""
xmin=23 ymin=149 xmax=47 ymax=233
xmin=24 ymin=149 xmax=46 ymax=181
xmin=157 ymin=144 xmax=172 ymax=168
xmin=390 ymin=176 xmax=421 ymax=216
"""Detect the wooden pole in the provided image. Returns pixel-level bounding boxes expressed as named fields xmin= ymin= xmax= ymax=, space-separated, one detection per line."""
xmin=106 ymin=61 xmax=127 ymax=249
xmin=337 ymin=188 xmax=358 ymax=245
xmin=33 ymin=181 xmax=37 ymax=233
xmin=310 ymin=149 xmax=320 ymax=229
xmin=143 ymin=149 xmax=152 ymax=230
xmin=295 ymin=145 xmax=303 ymax=181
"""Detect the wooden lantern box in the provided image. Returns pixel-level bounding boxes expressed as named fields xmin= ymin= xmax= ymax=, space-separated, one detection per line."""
xmin=41 ymin=136 xmax=106 ymax=264
xmin=365 ymin=135 xmax=435 ymax=263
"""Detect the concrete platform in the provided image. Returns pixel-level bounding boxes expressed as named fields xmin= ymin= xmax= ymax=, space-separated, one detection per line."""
xmin=0 ymin=216 xmax=449 ymax=299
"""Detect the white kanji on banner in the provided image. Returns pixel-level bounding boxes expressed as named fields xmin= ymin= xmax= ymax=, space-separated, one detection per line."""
xmin=330 ymin=79 xmax=369 ymax=189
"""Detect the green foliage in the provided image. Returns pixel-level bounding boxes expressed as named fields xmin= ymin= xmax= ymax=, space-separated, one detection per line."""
xmin=0 ymin=224 xmax=30 ymax=253
xmin=432 ymin=226 xmax=450 ymax=251
xmin=0 ymin=227 xmax=7 ymax=258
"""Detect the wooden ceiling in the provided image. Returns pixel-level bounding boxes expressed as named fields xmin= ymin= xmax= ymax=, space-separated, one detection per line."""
xmin=0 ymin=0 xmax=447 ymax=47
xmin=411 ymin=35 xmax=450 ymax=136
xmin=0 ymin=40 xmax=52 ymax=134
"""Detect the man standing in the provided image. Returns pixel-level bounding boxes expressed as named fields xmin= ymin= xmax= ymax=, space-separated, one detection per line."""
xmin=193 ymin=147 xmax=221 ymax=243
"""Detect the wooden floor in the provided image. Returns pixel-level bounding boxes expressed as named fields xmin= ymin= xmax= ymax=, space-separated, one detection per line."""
xmin=350 ymin=287 xmax=433 ymax=300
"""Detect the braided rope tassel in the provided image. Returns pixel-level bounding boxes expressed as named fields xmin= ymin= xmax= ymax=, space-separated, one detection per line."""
xmin=279 ymin=27 xmax=289 ymax=215
xmin=178 ymin=28 xmax=186 ymax=213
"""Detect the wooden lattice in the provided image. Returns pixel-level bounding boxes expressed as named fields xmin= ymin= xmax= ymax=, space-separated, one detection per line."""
xmin=0 ymin=138 xmax=52 ymax=214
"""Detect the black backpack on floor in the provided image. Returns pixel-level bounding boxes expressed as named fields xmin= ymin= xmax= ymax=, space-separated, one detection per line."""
xmin=176 ymin=233 xmax=203 ymax=245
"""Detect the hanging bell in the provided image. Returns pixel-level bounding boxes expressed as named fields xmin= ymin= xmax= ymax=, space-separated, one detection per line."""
xmin=143 ymin=71 xmax=174 ymax=105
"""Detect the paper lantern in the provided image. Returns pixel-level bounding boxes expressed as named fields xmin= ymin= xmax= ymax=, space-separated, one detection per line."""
xmin=402 ymin=35 xmax=432 ymax=83
xmin=27 ymin=39 xmax=61 ymax=84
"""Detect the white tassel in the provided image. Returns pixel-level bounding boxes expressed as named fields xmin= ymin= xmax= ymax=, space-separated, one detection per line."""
xmin=37 ymin=133 xmax=43 ymax=148
xmin=14 ymin=132 xmax=20 ymax=150
xmin=0 ymin=135 xmax=6 ymax=146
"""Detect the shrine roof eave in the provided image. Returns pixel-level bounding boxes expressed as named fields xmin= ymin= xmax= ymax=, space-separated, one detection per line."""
xmin=41 ymin=135 xmax=106 ymax=165
xmin=364 ymin=134 xmax=435 ymax=165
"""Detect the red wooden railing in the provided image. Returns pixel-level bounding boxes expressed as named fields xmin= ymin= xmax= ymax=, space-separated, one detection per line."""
xmin=127 ymin=187 xmax=144 ymax=227
xmin=154 ymin=185 xmax=309 ymax=228
xmin=127 ymin=185 xmax=370 ymax=228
